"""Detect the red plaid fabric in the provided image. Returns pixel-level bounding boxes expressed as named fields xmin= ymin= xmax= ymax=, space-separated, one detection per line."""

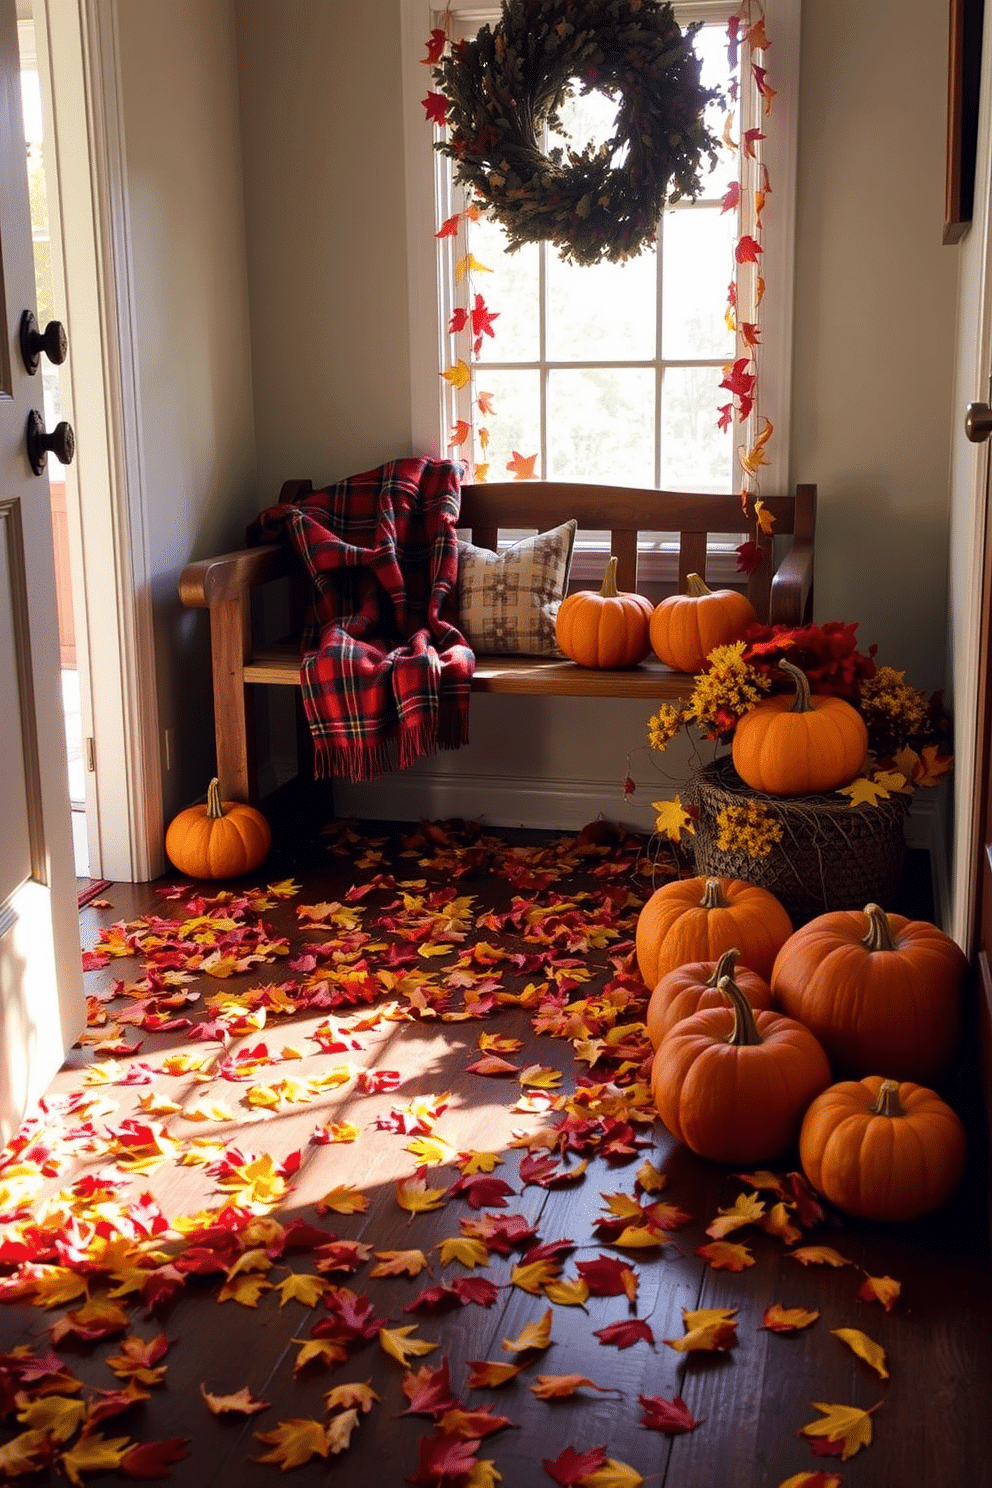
xmin=249 ymin=458 xmax=474 ymax=782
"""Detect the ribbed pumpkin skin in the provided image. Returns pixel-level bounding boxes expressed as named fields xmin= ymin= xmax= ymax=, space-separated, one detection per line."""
xmin=555 ymin=588 xmax=654 ymax=668
xmin=731 ymin=691 xmax=868 ymax=795
xmin=646 ymin=953 xmax=773 ymax=1049
xmin=651 ymin=1004 xmax=831 ymax=1163
xmin=635 ymin=876 xmax=792 ymax=988
xmin=649 ymin=584 xmax=757 ymax=674
xmin=771 ymin=907 xmax=965 ymax=1082
xmin=799 ymin=1077 xmax=966 ymax=1221
xmin=165 ymin=785 xmax=271 ymax=879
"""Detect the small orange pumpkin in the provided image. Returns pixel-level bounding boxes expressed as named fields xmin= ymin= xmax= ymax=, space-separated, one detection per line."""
xmin=799 ymin=1076 xmax=966 ymax=1221
xmin=771 ymin=902 xmax=965 ymax=1081
xmin=732 ymin=658 xmax=868 ymax=796
xmin=646 ymin=947 xmax=773 ymax=1049
xmin=649 ymin=573 xmax=757 ymax=674
xmin=555 ymin=557 xmax=654 ymax=668
xmin=165 ymin=778 xmax=271 ymax=879
xmin=635 ymin=875 xmax=792 ymax=988
xmin=651 ymin=975 xmax=832 ymax=1163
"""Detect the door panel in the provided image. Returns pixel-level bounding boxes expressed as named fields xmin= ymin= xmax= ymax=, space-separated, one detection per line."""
xmin=0 ymin=0 xmax=84 ymax=1142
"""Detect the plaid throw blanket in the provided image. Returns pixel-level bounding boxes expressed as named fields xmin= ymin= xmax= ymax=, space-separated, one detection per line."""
xmin=249 ymin=457 xmax=474 ymax=782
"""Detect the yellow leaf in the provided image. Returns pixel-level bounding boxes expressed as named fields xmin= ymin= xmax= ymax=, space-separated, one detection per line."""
xmin=0 ymin=1430 xmax=57 ymax=1477
xmin=778 ymin=1475 xmax=843 ymax=1488
xmin=665 ymin=1306 xmax=738 ymax=1353
xmin=59 ymin=1433 xmax=130 ymax=1488
xmin=436 ymin=1237 xmax=490 ymax=1270
xmin=581 ymin=1458 xmax=644 ymax=1488
xmin=831 ymin=1327 xmax=889 ymax=1379
xmin=790 ymin=1245 xmax=850 ymax=1268
xmin=837 ymin=775 xmax=891 ymax=807
xmin=200 ymin=1384 xmax=271 ymax=1416
xmin=378 ymin=1325 xmax=438 ymax=1367
xmin=16 ymin=1395 xmax=86 ymax=1443
xmin=696 ymin=1240 xmax=754 ymax=1271
xmin=441 ymin=358 xmax=471 ymax=389
xmin=543 ymin=1277 xmax=590 ymax=1307
xmin=456 ymin=1149 xmax=504 ymax=1175
xmin=323 ymin=1382 xmax=380 ymax=1415
xmin=404 ymin=1135 xmax=456 ymax=1166
xmin=652 ymin=797 xmax=695 ymax=842
xmin=370 ymin=1249 xmax=429 ymax=1279
xmin=754 ymin=494 xmax=776 ymax=535
xmin=30 ymin=1266 xmax=89 ymax=1310
xmin=466 ymin=1461 xmax=502 ymax=1488
xmin=455 ymin=253 xmax=491 ymax=283
xmin=217 ymin=1274 xmax=273 ymax=1307
xmin=518 ymin=1064 xmax=562 ymax=1089
xmin=858 ymin=1273 xmax=901 ymax=1311
xmin=761 ymin=1303 xmax=820 ymax=1332
xmin=600 ymin=1192 xmax=643 ymax=1220
xmin=292 ymin=1339 xmax=348 ymax=1375
xmin=275 ymin=1273 xmax=329 ymax=1308
xmin=635 ymin=1159 xmax=667 ymax=1194
xmin=316 ymin=1185 xmax=369 ymax=1215
xmin=705 ymin=1190 xmax=765 ymax=1239
xmin=396 ymin=1169 xmax=448 ymax=1218
xmin=613 ymin=1226 xmax=668 ymax=1250
xmin=254 ymin=1417 xmax=329 ymax=1470
xmin=511 ymin=1259 xmax=560 ymax=1295
xmin=325 ymin=1407 xmax=360 ymax=1455
xmin=502 ymin=1309 xmax=552 ymax=1354
xmin=799 ymin=1400 xmax=881 ymax=1460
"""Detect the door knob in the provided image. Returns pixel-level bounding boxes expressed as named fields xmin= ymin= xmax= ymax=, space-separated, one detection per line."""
xmin=19 ymin=310 xmax=67 ymax=375
xmin=965 ymin=401 xmax=992 ymax=442
xmin=26 ymin=409 xmax=75 ymax=475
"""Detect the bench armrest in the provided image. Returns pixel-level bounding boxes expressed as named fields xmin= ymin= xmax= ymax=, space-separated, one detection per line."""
xmin=768 ymin=537 xmax=815 ymax=626
xmin=179 ymin=543 xmax=291 ymax=609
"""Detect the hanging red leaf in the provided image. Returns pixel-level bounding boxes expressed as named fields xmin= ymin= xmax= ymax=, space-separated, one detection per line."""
xmin=735 ymin=234 xmax=763 ymax=263
xmin=422 ymin=28 xmax=447 ymax=65
xmin=422 ymin=92 xmax=449 ymax=126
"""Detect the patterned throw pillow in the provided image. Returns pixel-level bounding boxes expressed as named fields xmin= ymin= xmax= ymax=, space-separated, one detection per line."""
xmin=456 ymin=520 xmax=578 ymax=656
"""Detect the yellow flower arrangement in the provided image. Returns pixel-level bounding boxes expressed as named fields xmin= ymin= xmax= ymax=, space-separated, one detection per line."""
xmin=714 ymin=799 xmax=783 ymax=859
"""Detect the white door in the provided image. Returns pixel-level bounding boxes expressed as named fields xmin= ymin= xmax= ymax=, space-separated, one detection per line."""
xmin=0 ymin=0 xmax=84 ymax=1144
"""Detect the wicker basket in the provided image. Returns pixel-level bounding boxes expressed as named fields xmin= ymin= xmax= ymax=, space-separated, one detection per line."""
xmin=683 ymin=756 xmax=910 ymax=925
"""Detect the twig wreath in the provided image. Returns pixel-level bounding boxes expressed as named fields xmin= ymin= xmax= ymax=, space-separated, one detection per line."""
xmin=430 ymin=0 xmax=722 ymax=266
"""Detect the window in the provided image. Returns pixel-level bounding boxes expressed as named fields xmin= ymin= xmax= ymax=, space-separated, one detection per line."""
xmin=401 ymin=1 xmax=799 ymax=509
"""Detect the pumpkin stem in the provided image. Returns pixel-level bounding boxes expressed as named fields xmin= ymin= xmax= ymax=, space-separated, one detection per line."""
xmin=685 ymin=573 xmax=712 ymax=598
xmin=861 ymin=903 xmax=897 ymax=952
xmin=870 ymin=1079 xmax=905 ymax=1118
xmin=704 ymin=947 xmax=741 ymax=989
xmin=599 ymin=556 xmax=620 ymax=599
xmin=699 ymin=877 xmax=730 ymax=910
xmin=205 ymin=778 xmax=227 ymax=821
xmin=779 ymin=658 xmax=813 ymax=714
xmin=718 ymin=975 xmax=764 ymax=1047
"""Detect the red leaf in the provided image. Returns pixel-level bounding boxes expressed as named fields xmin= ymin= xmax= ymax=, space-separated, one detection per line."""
xmin=736 ymin=540 xmax=766 ymax=576
xmin=542 ymin=1443 xmax=608 ymax=1485
xmin=735 ymin=233 xmax=763 ymax=263
xmin=575 ymin=1255 xmax=636 ymax=1298
xmin=594 ymin=1319 xmax=654 ymax=1350
xmin=119 ymin=1438 xmax=190 ymax=1479
xmin=408 ymin=1431 xmax=480 ymax=1485
xmin=453 ymin=1276 xmax=499 ymax=1308
xmin=639 ymin=1393 xmax=705 ymax=1434
xmin=400 ymin=1358 xmax=459 ymax=1419
xmin=421 ymin=91 xmax=448 ymax=126
xmin=448 ymin=1175 xmax=516 ymax=1210
xmin=422 ymin=28 xmax=447 ymax=64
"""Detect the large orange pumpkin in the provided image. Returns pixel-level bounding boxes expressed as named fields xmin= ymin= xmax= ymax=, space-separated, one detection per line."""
xmin=651 ymin=975 xmax=832 ymax=1163
xmin=646 ymin=947 xmax=773 ymax=1049
xmin=165 ymin=778 xmax=271 ymax=879
xmin=731 ymin=659 xmax=868 ymax=796
xmin=771 ymin=902 xmax=965 ymax=1082
xmin=635 ymin=875 xmax=792 ymax=988
xmin=649 ymin=573 xmax=757 ymax=674
xmin=799 ymin=1076 xmax=966 ymax=1221
xmin=555 ymin=557 xmax=654 ymax=668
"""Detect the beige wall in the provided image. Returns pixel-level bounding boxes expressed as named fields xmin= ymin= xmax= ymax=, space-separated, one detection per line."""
xmin=793 ymin=0 xmax=959 ymax=695
xmin=234 ymin=0 xmax=412 ymax=504
xmin=115 ymin=0 xmax=258 ymax=816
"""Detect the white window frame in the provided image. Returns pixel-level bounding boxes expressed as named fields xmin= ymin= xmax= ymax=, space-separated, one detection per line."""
xmin=400 ymin=0 xmax=800 ymax=559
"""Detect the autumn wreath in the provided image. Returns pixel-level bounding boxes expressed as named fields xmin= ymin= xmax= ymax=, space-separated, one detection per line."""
xmin=431 ymin=0 xmax=721 ymax=266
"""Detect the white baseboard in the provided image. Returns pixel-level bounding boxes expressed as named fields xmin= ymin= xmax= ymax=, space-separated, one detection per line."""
xmin=334 ymin=770 xmax=658 ymax=835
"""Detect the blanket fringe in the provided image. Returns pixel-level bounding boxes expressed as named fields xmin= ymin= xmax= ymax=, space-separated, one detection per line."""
xmin=313 ymin=707 xmax=471 ymax=784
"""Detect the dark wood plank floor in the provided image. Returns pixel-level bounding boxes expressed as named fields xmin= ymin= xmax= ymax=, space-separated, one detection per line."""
xmin=3 ymin=790 xmax=990 ymax=1488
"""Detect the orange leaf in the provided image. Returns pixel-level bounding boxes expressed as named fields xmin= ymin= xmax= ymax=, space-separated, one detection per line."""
xmin=466 ymin=1360 xmax=526 ymax=1388
xmin=831 ymin=1327 xmax=889 ymax=1379
xmin=761 ymin=1303 xmax=820 ymax=1333
xmin=790 ymin=1246 xmax=849 ymax=1268
xmin=695 ymin=1241 xmax=754 ymax=1272
xmin=506 ymin=451 xmax=538 ymax=480
xmin=529 ymin=1374 xmax=607 ymax=1399
xmin=254 ymin=1417 xmax=329 ymax=1470
xmin=705 ymin=1191 xmax=765 ymax=1239
xmin=201 ymin=1384 xmax=270 ymax=1416
xmin=857 ymin=1273 xmax=901 ymax=1312
xmin=502 ymin=1309 xmax=552 ymax=1354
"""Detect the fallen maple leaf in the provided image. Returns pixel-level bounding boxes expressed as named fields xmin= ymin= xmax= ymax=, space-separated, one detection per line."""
xmin=325 ymin=1407 xmax=361 ymax=1456
xmin=543 ymin=1442 xmax=608 ymax=1486
xmin=324 ymin=1381 xmax=380 ymax=1415
xmin=857 ymin=1273 xmax=901 ymax=1311
xmin=543 ymin=1277 xmax=590 ymax=1307
xmin=529 ymin=1374 xmax=608 ymax=1399
xmin=580 ymin=1457 xmax=644 ymax=1488
xmin=396 ymin=1166 xmax=449 ymax=1220
xmin=378 ymin=1324 xmax=438 ymax=1367
xmin=594 ymin=1318 xmax=654 ymax=1350
xmin=254 ymin=1417 xmax=329 ymax=1470
xmin=409 ymin=1431 xmax=481 ymax=1485
xmin=664 ymin=1307 xmax=737 ymax=1353
xmin=370 ymin=1249 xmax=428 ymax=1278
xmin=777 ymin=1475 xmax=843 ymax=1488
xmin=831 ymin=1327 xmax=889 ymax=1378
xmin=790 ymin=1246 xmax=849 ymax=1268
xmin=638 ymin=1393 xmax=704 ymax=1434
xmin=705 ymin=1190 xmax=765 ymax=1238
xmin=502 ymin=1309 xmax=553 ymax=1354
xmin=465 ymin=1359 xmax=525 ymax=1389
xmin=761 ymin=1303 xmax=820 ymax=1333
xmin=118 ymin=1437 xmax=190 ymax=1477
xmin=696 ymin=1240 xmax=755 ymax=1272
xmin=436 ymin=1237 xmax=489 ymax=1269
xmin=315 ymin=1184 xmax=369 ymax=1215
xmin=201 ymin=1383 xmax=271 ymax=1416
xmin=799 ymin=1400 xmax=883 ymax=1460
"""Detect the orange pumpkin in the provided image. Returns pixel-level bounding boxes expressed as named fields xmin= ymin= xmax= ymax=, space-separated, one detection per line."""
xmin=651 ymin=975 xmax=832 ymax=1163
xmin=732 ymin=659 xmax=868 ymax=796
xmin=635 ymin=875 xmax=792 ymax=988
xmin=646 ymin=947 xmax=773 ymax=1049
xmin=771 ymin=902 xmax=965 ymax=1082
xmin=165 ymin=778 xmax=271 ymax=879
xmin=799 ymin=1076 xmax=966 ymax=1221
xmin=649 ymin=573 xmax=757 ymax=674
xmin=555 ymin=557 xmax=654 ymax=668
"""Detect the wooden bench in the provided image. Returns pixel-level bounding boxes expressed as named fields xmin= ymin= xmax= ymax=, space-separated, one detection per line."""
xmin=179 ymin=479 xmax=816 ymax=802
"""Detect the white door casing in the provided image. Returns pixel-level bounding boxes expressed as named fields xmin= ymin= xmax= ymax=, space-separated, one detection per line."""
xmin=0 ymin=0 xmax=84 ymax=1142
